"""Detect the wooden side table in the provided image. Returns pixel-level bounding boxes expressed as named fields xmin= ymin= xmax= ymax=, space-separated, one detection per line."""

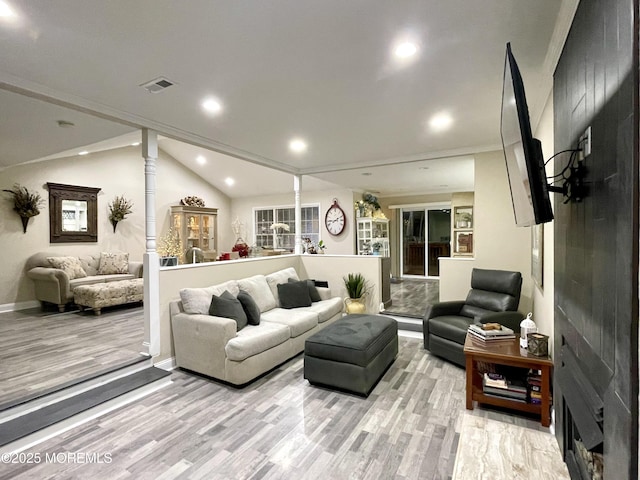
xmin=463 ymin=334 xmax=553 ymax=427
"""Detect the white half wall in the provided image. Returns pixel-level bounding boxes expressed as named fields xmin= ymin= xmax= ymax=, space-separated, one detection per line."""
xmin=157 ymin=254 xmax=383 ymax=361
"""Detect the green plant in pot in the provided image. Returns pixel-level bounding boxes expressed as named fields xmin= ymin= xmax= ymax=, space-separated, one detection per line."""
xmin=343 ymin=272 xmax=368 ymax=314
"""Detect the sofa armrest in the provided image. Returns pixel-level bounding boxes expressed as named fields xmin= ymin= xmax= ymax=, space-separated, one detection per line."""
xmin=128 ymin=261 xmax=143 ymax=278
xmin=27 ymin=266 xmax=69 ymax=283
xmin=26 ymin=267 xmax=71 ymax=305
xmin=479 ymin=311 xmax=525 ymax=333
xmin=424 ymin=301 xmax=465 ymax=320
xmin=171 ymin=312 xmax=237 ymax=380
xmin=316 ymin=286 xmax=333 ymax=301
xmin=423 ymin=301 xmax=465 ymax=347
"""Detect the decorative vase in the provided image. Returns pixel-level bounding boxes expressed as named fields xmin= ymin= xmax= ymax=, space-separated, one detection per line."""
xmin=20 ymin=216 xmax=29 ymax=233
xmin=111 ymin=219 xmax=119 ymax=233
xmin=344 ymin=297 xmax=366 ymax=314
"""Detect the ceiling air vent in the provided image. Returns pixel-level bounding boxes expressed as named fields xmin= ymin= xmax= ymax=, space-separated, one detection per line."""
xmin=140 ymin=77 xmax=175 ymax=94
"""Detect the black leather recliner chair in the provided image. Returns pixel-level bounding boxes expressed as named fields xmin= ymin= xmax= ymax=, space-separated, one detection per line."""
xmin=423 ymin=268 xmax=524 ymax=367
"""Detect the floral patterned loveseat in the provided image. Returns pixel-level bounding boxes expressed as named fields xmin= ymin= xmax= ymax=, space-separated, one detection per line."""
xmin=26 ymin=252 xmax=143 ymax=312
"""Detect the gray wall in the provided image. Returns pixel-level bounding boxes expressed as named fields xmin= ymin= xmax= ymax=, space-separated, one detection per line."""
xmin=553 ymin=0 xmax=638 ymax=477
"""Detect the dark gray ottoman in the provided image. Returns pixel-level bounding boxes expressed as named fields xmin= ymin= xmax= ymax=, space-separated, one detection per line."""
xmin=304 ymin=314 xmax=398 ymax=396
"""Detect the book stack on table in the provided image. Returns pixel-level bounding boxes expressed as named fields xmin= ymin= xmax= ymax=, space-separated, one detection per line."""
xmin=482 ymin=372 xmax=528 ymax=402
xmin=527 ymin=370 xmax=550 ymax=404
xmin=467 ymin=323 xmax=516 ymax=342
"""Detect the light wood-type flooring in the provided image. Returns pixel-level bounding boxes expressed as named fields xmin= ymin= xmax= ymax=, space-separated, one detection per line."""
xmin=0 ymin=279 xmax=427 ymax=407
xmin=0 ymin=337 xmax=566 ymax=480
xmin=383 ymin=278 xmax=439 ymax=318
xmin=0 ymin=305 xmax=144 ymax=406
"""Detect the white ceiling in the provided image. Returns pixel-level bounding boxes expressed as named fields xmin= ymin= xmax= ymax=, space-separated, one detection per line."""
xmin=0 ymin=1 xmax=577 ymax=198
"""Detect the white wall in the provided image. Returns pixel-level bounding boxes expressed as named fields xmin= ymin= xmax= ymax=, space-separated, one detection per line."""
xmin=532 ymin=92 xmax=555 ymax=357
xmin=440 ymin=150 xmax=532 ymax=313
xmin=0 ymin=146 xmax=231 ymax=307
xmin=230 ymin=187 xmax=356 ymax=255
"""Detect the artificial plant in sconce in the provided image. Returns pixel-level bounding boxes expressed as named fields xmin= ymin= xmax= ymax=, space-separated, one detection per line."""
xmin=2 ymin=184 xmax=44 ymax=233
xmin=108 ymin=195 xmax=133 ymax=232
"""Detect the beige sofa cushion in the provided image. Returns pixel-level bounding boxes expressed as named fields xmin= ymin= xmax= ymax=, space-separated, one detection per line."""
xmin=261 ymin=309 xmax=318 ymax=337
xmin=237 ymin=275 xmax=276 ymax=313
xmin=265 ymin=267 xmax=299 ymax=307
xmin=98 ymin=252 xmax=129 ymax=274
xmin=296 ymin=297 xmax=344 ymax=323
xmin=225 ymin=322 xmax=290 ymax=361
xmin=179 ymin=280 xmax=240 ymax=315
xmin=47 ymin=256 xmax=87 ymax=280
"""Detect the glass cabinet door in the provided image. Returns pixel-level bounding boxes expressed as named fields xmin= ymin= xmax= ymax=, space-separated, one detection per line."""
xmin=201 ymin=215 xmax=212 ymax=250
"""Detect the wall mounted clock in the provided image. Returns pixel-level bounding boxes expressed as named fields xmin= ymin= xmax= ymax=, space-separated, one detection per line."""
xmin=325 ymin=198 xmax=346 ymax=236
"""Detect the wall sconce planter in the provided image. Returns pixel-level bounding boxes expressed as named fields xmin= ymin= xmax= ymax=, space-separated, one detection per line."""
xmin=2 ymin=184 xmax=44 ymax=233
xmin=108 ymin=195 xmax=133 ymax=233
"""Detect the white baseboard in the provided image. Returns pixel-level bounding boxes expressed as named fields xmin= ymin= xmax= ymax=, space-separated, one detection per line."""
xmin=0 ymin=300 xmax=39 ymax=313
xmin=154 ymin=356 xmax=176 ymax=371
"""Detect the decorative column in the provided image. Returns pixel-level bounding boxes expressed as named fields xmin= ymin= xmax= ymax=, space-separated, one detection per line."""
xmin=294 ymin=175 xmax=302 ymax=254
xmin=142 ymin=129 xmax=160 ymax=357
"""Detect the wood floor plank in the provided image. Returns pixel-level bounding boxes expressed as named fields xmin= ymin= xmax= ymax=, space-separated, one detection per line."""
xmin=0 ymin=305 xmax=144 ymax=405
xmin=0 ymin=334 xmax=565 ymax=480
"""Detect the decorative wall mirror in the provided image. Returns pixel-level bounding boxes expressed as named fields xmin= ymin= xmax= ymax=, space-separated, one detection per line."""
xmin=47 ymin=183 xmax=101 ymax=243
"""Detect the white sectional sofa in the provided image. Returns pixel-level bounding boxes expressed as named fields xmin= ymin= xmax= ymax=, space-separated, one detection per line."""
xmin=170 ymin=267 xmax=343 ymax=385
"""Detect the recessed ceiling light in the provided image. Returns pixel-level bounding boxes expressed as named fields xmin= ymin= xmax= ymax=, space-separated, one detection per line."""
xmin=196 ymin=155 xmax=206 ymax=165
xmin=57 ymin=120 xmax=75 ymax=128
xmin=419 ymin=166 xmax=429 ymax=170
xmin=439 ymin=184 xmax=448 ymax=187
xmin=202 ymin=98 xmax=222 ymax=114
xmin=131 ymin=142 xmax=140 ymax=146
xmin=0 ymin=1 xmax=16 ymax=17
xmin=225 ymin=177 xmax=235 ymax=186
xmin=361 ymin=172 xmax=372 ymax=176
xmin=429 ymin=112 xmax=453 ymax=132
xmin=78 ymin=151 xmax=89 ymax=156
xmin=394 ymin=42 xmax=418 ymax=58
xmin=289 ymin=138 xmax=307 ymax=153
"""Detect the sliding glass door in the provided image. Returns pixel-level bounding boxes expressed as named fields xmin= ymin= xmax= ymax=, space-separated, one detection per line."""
xmin=401 ymin=205 xmax=451 ymax=277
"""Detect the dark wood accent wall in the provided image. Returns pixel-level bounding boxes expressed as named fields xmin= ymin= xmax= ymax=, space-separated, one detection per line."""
xmin=553 ymin=0 xmax=638 ymax=478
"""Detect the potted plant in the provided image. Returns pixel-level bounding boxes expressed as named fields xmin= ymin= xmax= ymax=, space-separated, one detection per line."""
xmin=456 ymin=211 xmax=472 ymax=228
xmin=2 ymin=184 xmax=44 ymax=233
xmin=343 ymin=272 xmax=368 ymax=314
xmin=316 ymin=240 xmax=327 ymax=254
xmin=108 ymin=195 xmax=133 ymax=232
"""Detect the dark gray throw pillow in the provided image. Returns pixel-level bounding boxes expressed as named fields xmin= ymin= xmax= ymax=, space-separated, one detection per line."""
xmin=237 ymin=289 xmax=261 ymax=325
xmin=278 ymin=281 xmax=312 ymax=309
xmin=209 ymin=290 xmax=247 ymax=330
xmin=288 ymin=277 xmax=321 ymax=302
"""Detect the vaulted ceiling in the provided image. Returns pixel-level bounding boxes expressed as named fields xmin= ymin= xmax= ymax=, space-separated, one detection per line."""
xmin=0 ymin=1 xmax=577 ymax=197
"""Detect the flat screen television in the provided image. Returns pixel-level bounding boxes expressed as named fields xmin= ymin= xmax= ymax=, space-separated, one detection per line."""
xmin=500 ymin=43 xmax=554 ymax=226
